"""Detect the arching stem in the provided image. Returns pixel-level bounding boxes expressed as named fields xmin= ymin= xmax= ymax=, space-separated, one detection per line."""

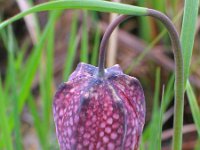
xmin=147 ymin=9 xmax=184 ymax=150
xmin=98 ymin=15 xmax=130 ymax=77
xmin=98 ymin=10 xmax=184 ymax=150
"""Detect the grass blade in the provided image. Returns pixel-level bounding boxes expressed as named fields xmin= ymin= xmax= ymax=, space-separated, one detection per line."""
xmin=63 ymin=11 xmax=79 ymax=80
xmin=0 ymin=0 xmax=148 ymax=30
xmin=43 ymin=12 xmax=55 ymax=129
xmin=7 ymin=26 xmax=22 ymax=150
xmin=180 ymin=0 xmax=199 ymax=86
xmin=39 ymin=11 xmax=57 ymax=148
xmin=163 ymin=74 xmax=174 ymax=112
xmin=27 ymin=94 xmax=46 ymax=149
xmin=80 ymin=10 xmax=89 ymax=63
xmin=180 ymin=0 xmax=200 ymax=148
xmin=0 ymin=79 xmax=13 ymax=150
xmin=151 ymin=0 xmax=165 ymax=12
xmin=142 ymin=74 xmax=174 ymax=144
xmin=149 ymin=67 xmax=161 ymax=150
xmin=5 ymin=11 xmax=62 ymax=136
xmin=186 ymin=81 xmax=200 ymax=136
xmin=157 ymin=85 xmax=165 ymax=150
xmin=153 ymin=68 xmax=161 ymax=112
xmin=91 ymin=27 xmax=100 ymax=66
xmin=18 ymin=11 xmax=61 ymax=113
xmin=138 ymin=0 xmax=152 ymax=42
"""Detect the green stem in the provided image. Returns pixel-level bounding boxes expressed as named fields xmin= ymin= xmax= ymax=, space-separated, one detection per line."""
xmin=98 ymin=15 xmax=130 ymax=76
xmin=98 ymin=10 xmax=184 ymax=150
xmin=147 ymin=9 xmax=184 ymax=150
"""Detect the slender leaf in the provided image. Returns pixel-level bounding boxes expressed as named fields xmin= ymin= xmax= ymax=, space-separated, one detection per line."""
xmin=157 ymin=85 xmax=165 ymax=150
xmin=138 ymin=0 xmax=152 ymax=42
xmin=186 ymin=81 xmax=200 ymax=136
xmin=27 ymin=95 xmax=46 ymax=149
xmin=0 ymin=79 xmax=13 ymax=150
xmin=39 ymin=12 xmax=56 ymax=148
xmin=151 ymin=0 xmax=165 ymax=12
xmin=163 ymin=74 xmax=175 ymax=112
xmin=18 ymin=11 xmax=61 ymax=113
xmin=43 ymin=12 xmax=55 ymax=129
xmin=81 ymin=10 xmax=89 ymax=63
xmin=0 ymin=0 xmax=148 ymax=30
xmin=7 ymin=26 xmax=22 ymax=150
xmin=181 ymin=0 xmax=199 ymax=86
xmin=149 ymin=67 xmax=161 ymax=150
xmin=153 ymin=68 xmax=161 ymax=112
xmin=142 ymin=74 xmax=174 ymax=143
xmin=63 ymin=11 xmax=79 ymax=80
xmin=91 ymin=26 xmax=100 ymax=66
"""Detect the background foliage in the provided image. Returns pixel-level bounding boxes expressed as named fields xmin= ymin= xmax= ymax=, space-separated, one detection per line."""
xmin=0 ymin=0 xmax=199 ymax=149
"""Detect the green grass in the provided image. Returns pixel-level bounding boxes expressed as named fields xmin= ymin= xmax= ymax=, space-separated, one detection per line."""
xmin=141 ymin=72 xmax=175 ymax=149
xmin=0 ymin=9 xmax=61 ymax=149
xmin=149 ymin=67 xmax=161 ymax=150
xmin=180 ymin=2 xmax=200 ymax=146
xmin=186 ymin=82 xmax=200 ymax=136
xmin=180 ymin=0 xmax=199 ymax=87
xmin=27 ymin=94 xmax=47 ymax=149
xmin=0 ymin=78 xmax=13 ymax=150
xmin=137 ymin=0 xmax=152 ymax=42
xmin=7 ymin=25 xmax=23 ymax=150
xmin=91 ymin=27 xmax=101 ymax=66
xmin=0 ymin=0 xmax=199 ymax=149
xmin=90 ymin=11 xmax=101 ymax=66
xmin=63 ymin=11 xmax=79 ymax=80
xmin=81 ymin=10 xmax=89 ymax=63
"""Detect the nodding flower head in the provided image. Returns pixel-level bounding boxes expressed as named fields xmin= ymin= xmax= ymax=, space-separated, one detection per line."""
xmin=53 ymin=62 xmax=145 ymax=150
